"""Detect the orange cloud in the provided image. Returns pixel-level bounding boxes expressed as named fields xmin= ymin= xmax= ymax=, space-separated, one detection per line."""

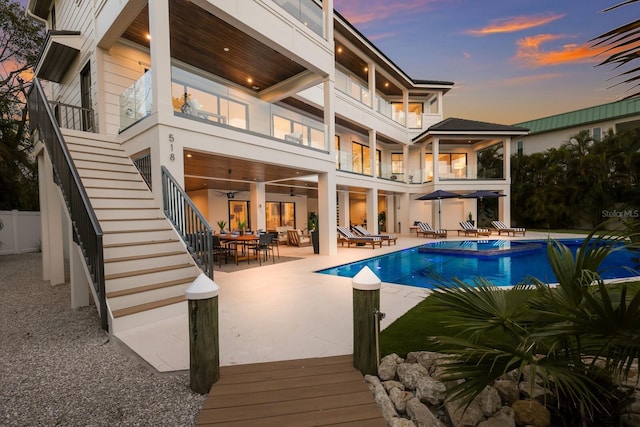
xmin=514 ymin=34 xmax=612 ymax=67
xmin=466 ymin=13 xmax=564 ymax=36
xmin=336 ymin=0 xmax=439 ymax=25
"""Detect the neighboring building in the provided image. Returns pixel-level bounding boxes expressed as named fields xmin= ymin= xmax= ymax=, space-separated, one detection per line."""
xmin=512 ymin=98 xmax=640 ymax=156
xmin=26 ymin=0 xmax=527 ymax=333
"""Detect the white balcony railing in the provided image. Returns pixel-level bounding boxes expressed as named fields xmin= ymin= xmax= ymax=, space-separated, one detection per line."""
xmin=272 ymin=0 xmax=323 ymax=37
xmin=119 ymin=70 xmax=152 ymax=131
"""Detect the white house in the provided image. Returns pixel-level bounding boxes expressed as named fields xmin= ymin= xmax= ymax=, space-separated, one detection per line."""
xmin=26 ymin=0 xmax=528 ymax=332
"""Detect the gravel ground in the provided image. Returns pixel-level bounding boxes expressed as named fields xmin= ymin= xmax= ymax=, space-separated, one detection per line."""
xmin=0 ymin=253 xmax=206 ymax=426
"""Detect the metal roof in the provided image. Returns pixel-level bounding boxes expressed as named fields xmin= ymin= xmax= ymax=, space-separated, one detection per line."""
xmin=514 ymin=98 xmax=640 ymax=135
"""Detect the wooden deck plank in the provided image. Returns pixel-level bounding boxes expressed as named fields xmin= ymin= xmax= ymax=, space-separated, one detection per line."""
xmin=196 ymin=355 xmax=385 ymax=426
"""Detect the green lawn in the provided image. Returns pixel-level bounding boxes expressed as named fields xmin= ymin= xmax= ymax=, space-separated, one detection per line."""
xmin=380 ymin=281 xmax=640 ymax=358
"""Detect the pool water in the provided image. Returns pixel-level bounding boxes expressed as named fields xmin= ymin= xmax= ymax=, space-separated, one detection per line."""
xmin=317 ymin=239 xmax=639 ymax=288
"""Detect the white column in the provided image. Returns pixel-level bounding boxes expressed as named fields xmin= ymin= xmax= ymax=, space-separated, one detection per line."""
xmin=398 ymin=192 xmax=411 ymax=235
xmin=37 ymin=153 xmax=50 ymax=280
xmin=368 ymin=62 xmax=375 ymax=110
xmin=149 ymin=0 xmax=173 ymax=121
xmin=385 ymin=194 xmax=395 ymax=233
xmin=318 ymin=172 xmax=337 ymax=255
xmin=338 ymin=190 xmax=350 ymax=227
xmin=250 ymin=182 xmax=266 ymax=231
xmin=403 ymin=144 xmax=410 ymax=182
xmin=369 ymin=129 xmax=377 ymax=178
xmin=43 ymin=152 xmax=65 ymax=286
xmin=323 ymin=0 xmax=334 ymax=43
xmin=432 ymin=137 xmax=440 ymax=183
xmin=366 ymin=188 xmax=378 ymax=233
xmin=403 ymin=90 xmax=409 ymax=128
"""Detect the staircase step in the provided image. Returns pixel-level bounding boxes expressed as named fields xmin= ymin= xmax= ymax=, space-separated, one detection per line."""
xmin=100 ymin=218 xmax=168 ymax=233
xmin=112 ymin=295 xmax=186 ymax=319
xmin=70 ymin=151 xmax=131 ymax=164
xmin=81 ymin=177 xmax=149 ymax=190
xmin=77 ymin=168 xmax=139 ymax=181
xmin=95 ymin=207 xmax=162 ymax=221
xmin=67 ymin=143 xmax=127 ymax=157
xmin=107 ymin=278 xmax=194 ymax=311
xmin=103 ymin=229 xmax=177 ymax=245
xmin=110 ymin=300 xmax=187 ymax=334
xmin=74 ymin=160 xmax=138 ymax=173
xmin=106 ymin=263 xmax=197 ymax=293
xmin=91 ymin=198 xmax=157 ymax=209
xmin=106 ymin=263 xmax=194 ymax=280
xmin=85 ymin=187 xmax=152 ymax=199
xmin=103 ymin=239 xmax=185 ymax=259
xmin=104 ymin=252 xmax=191 ymax=276
xmin=106 ymin=276 xmax=195 ymax=298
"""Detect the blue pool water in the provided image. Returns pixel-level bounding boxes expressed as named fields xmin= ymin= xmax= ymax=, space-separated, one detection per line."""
xmin=317 ymin=239 xmax=639 ymax=288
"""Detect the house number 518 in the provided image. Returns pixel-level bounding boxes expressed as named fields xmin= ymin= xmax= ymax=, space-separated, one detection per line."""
xmin=169 ymin=134 xmax=175 ymax=161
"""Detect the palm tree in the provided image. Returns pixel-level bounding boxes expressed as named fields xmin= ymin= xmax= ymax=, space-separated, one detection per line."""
xmin=427 ymin=225 xmax=640 ymax=426
xmin=590 ymin=1 xmax=640 ymax=99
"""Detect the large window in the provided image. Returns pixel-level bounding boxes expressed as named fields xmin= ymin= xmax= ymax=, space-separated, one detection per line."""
xmin=266 ymin=202 xmax=295 ymax=230
xmin=391 ymin=102 xmax=423 ymax=128
xmin=425 ymin=153 xmax=467 ymax=180
xmin=477 ymin=142 xmax=504 ymax=179
xmin=171 ymin=81 xmax=248 ymax=128
xmin=352 ymin=142 xmax=371 ymax=175
xmin=391 ymin=153 xmax=403 ymax=174
xmin=229 ymin=201 xmax=250 ymax=231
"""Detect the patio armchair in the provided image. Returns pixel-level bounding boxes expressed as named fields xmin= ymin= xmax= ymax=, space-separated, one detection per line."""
xmin=351 ymin=225 xmax=397 ymax=245
xmin=416 ymin=222 xmax=447 ymax=239
xmin=287 ymin=229 xmax=311 ymax=247
xmin=491 ymin=221 xmax=526 ymax=236
xmin=457 ymin=221 xmax=491 ymax=237
xmin=337 ymin=226 xmax=383 ymax=249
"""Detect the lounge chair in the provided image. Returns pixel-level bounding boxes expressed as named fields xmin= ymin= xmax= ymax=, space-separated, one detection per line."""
xmin=416 ymin=222 xmax=447 ymax=239
xmin=491 ymin=221 xmax=526 ymax=236
xmin=337 ymin=226 xmax=383 ymax=249
xmin=287 ymin=229 xmax=311 ymax=247
xmin=457 ymin=221 xmax=491 ymax=237
xmin=352 ymin=225 xmax=398 ymax=245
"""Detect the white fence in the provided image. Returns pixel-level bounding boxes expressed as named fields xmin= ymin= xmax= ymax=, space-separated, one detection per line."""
xmin=0 ymin=210 xmax=41 ymax=255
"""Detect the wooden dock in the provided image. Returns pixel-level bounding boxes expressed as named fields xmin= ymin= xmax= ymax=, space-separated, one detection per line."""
xmin=196 ymin=354 xmax=386 ymax=426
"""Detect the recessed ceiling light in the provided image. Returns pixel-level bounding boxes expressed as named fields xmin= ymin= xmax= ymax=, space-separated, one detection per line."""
xmin=223 ymin=47 xmax=229 ymax=52
xmin=146 ymin=34 xmax=151 ymax=40
xmin=247 ymin=77 xmax=253 ymax=83
xmin=186 ymin=153 xmax=192 ymax=158
xmin=337 ymin=47 xmax=342 ymax=53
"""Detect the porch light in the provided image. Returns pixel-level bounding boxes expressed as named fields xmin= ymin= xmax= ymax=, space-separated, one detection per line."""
xmin=145 ymin=33 xmax=151 ymax=40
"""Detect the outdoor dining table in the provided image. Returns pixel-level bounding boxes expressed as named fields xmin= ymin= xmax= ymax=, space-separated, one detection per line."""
xmin=219 ymin=233 xmax=260 ymax=264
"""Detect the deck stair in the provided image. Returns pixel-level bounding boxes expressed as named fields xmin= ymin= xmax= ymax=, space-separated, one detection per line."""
xmin=62 ymin=130 xmax=201 ymax=333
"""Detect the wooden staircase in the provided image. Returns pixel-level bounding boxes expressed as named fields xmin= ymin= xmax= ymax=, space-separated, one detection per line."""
xmin=63 ymin=130 xmax=201 ymax=333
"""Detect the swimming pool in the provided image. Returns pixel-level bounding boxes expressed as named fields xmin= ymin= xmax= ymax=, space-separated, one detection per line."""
xmin=317 ymin=239 xmax=639 ymax=288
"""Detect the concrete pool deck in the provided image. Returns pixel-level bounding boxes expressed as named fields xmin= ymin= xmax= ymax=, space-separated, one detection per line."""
xmin=115 ymin=232 xmax=586 ymax=372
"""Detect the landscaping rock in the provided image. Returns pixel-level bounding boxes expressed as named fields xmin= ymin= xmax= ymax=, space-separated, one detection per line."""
xmin=476 ymin=386 xmax=502 ymax=417
xmin=518 ymin=379 xmax=548 ymax=402
xmin=383 ymin=380 xmax=406 ymax=393
xmin=477 ymin=406 xmax=515 ymax=427
xmin=621 ymin=413 xmax=640 ymax=427
xmin=390 ymin=387 xmax=414 ymax=413
xmin=365 ymin=374 xmax=399 ymax=422
xmin=379 ymin=353 xmax=404 ymax=380
xmin=445 ymin=397 xmax=485 ymax=427
xmin=410 ymin=351 xmax=441 ymax=373
xmin=493 ymin=379 xmax=520 ymax=405
xmin=391 ymin=417 xmax=418 ymax=427
xmin=406 ymin=397 xmax=445 ymax=427
xmin=511 ymin=400 xmax=550 ymax=427
xmin=397 ymin=363 xmax=430 ymax=390
xmin=415 ymin=376 xmax=447 ymax=406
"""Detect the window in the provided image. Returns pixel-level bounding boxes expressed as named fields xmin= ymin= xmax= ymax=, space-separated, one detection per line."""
xmin=592 ymin=127 xmax=601 ymax=141
xmin=335 ymin=135 xmax=340 ymax=169
xmin=266 ymin=202 xmax=295 ymax=229
xmin=391 ymin=153 xmax=403 ymax=174
xmin=424 ymin=153 xmax=468 ymax=180
xmin=517 ymin=140 xmax=524 ymax=155
xmin=172 ymin=82 xmax=247 ymax=128
xmin=376 ymin=149 xmax=381 ymax=177
xmin=229 ymin=201 xmax=250 ymax=231
xmin=80 ymin=63 xmax=93 ymax=131
xmin=477 ymin=142 xmax=504 ymax=179
xmin=352 ymin=142 xmax=371 ymax=175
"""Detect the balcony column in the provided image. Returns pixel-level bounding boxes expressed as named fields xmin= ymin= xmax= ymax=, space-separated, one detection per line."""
xmin=366 ymin=188 xmax=378 ymax=234
xmin=432 ymin=137 xmax=440 ymax=183
xmin=250 ymin=182 xmax=266 ymax=232
xmin=403 ymin=144 xmax=410 ymax=182
xmin=385 ymin=194 xmax=395 ymax=233
xmin=148 ymin=0 xmax=172 ymax=121
xmin=403 ymin=89 xmax=409 ymax=128
xmin=338 ymin=191 xmax=350 ymax=227
xmin=368 ymin=62 xmax=375 ymax=110
xmin=322 ymin=0 xmax=334 ymax=43
xmin=398 ymin=192 xmax=410 ymax=235
xmin=369 ymin=129 xmax=377 ymax=178
xmin=318 ymin=172 xmax=337 ymax=255
xmin=502 ymin=137 xmax=512 ymax=224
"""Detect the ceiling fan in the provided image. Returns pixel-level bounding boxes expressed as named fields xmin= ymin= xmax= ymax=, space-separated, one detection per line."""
xmin=216 ymin=190 xmax=240 ymax=199
xmin=289 ymin=188 xmax=304 ymax=197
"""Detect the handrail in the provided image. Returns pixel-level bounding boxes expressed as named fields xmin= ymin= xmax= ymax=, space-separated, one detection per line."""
xmin=49 ymin=100 xmax=96 ymax=132
xmin=161 ymin=166 xmax=214 ymax=279
xmin=28 ymin=78 xmax=108 ymax=330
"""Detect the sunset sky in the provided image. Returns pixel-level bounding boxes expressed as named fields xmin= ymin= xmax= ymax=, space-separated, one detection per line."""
xmin=333 ymin=0 xmax=638 ymax=124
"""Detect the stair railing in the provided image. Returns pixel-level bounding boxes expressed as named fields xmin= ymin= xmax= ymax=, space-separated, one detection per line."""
xmin=161 ymin=166 xmax=214 ymax=279
xmin=28 ymin=78 xmax=108 ymax=331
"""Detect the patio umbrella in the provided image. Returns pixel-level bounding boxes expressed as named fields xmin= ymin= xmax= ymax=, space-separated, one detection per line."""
xmin=416 ymin=190 xmax=460 ymax=229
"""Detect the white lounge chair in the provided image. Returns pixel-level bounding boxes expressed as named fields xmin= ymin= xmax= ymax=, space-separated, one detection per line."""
xmin=491 ymin=221 xmax=526 ymax=236
xmin=352 ymin=225 xmax=398 ymax=245
xmin=457 ymin=221 xmax=491 ymax=237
